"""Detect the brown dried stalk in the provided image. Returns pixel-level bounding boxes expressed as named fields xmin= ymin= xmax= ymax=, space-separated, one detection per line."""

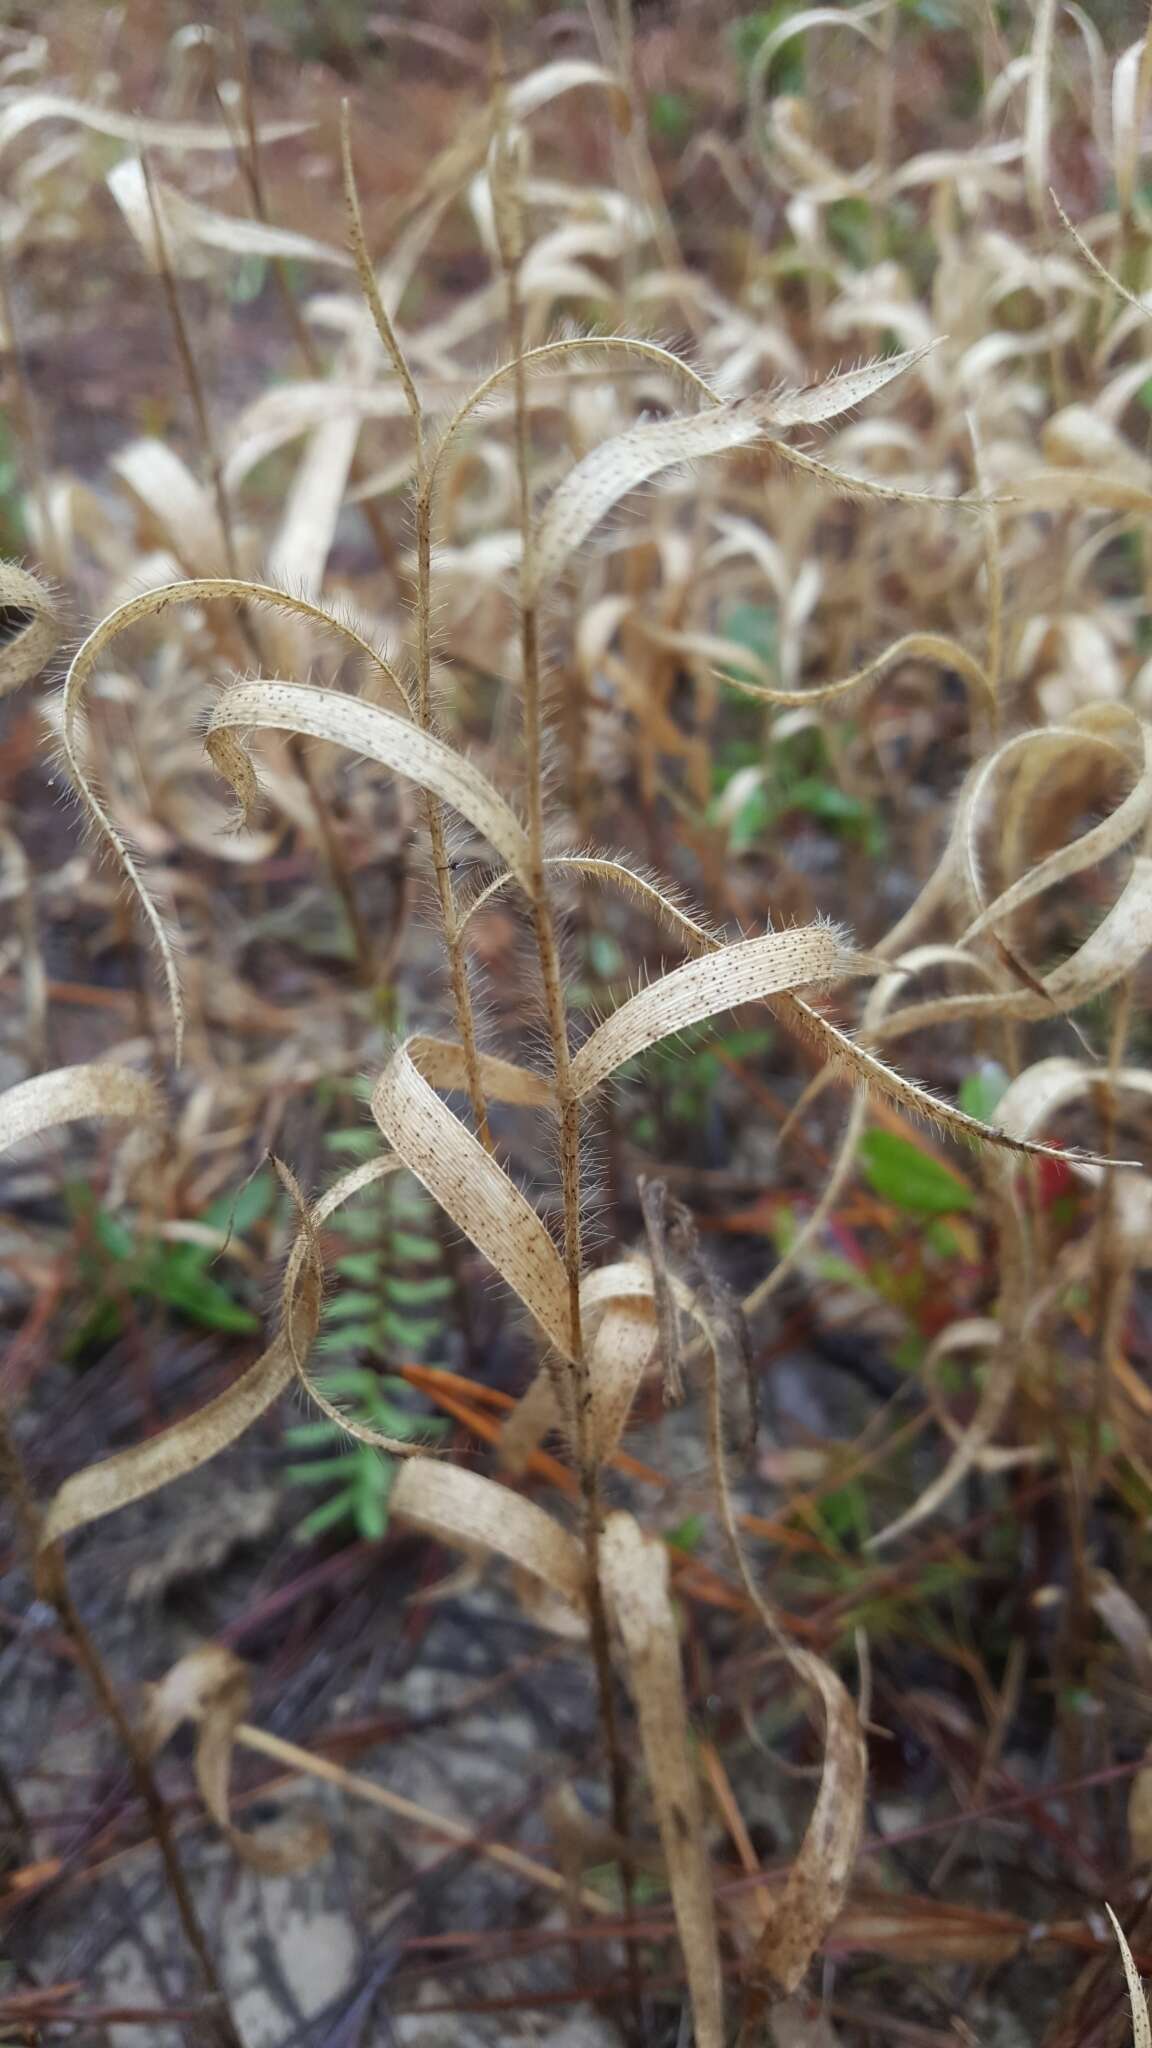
xmin=341 ymin=103 xmax=493 ymax=1146
xmin=490 ymin=86 xmax=646 ymax=2043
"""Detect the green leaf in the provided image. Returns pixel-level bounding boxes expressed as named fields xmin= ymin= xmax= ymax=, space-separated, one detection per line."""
xmin=391 ymin=1231 xmax=441 ymax=1264
xmin=860 ymin=1131 xmax=976 ymax=1217
xmin=63 ymin=1296 xmax=123 ymax=1358
xmin=666 ymin=1514 xmax=706 ymax=1555
xmin=367 ymin=1401 xmax=443 ymax=1441
xmin=142 ymin=1257 xmax=260 ymax=1332
xmin=825 ymin=196 xmax=874 ymax=269
xmin=926 ymin=1219 xmax=959 ymax=1258
xmin=648 ymin=90 xmax=694 ymax=144
xmin=815 ymin=1251 xmax=876 ymax=1289
xmin=285 ymin=1456 xmax=356 ymax=1485
xmin=959 ymin=1063 xmax=1008 ymax=1123
xmin=325 ymin=1127 xmax=378 ymax=1158
xmin=785 ymin=776 xmax=874 ymax=830
xmin=227 ymin=252 xmax=268 ymax=305
xmin=354 ymin=1477 xmax=391 ymax=1542
xmin=726 ymin=779 xmax=772 ymax=855
xmin=324 ymin=1290 xmax=382 ymax=1322
xmin=716 ymin=1027 xmax=774 ymax=1060
xmin=379 ymin=1310 xmax=444 ymax=1349
xmin=284 ymin=1421 xmax=343 ymax=1448
xmin=730 ymin=7 xmax=805 ymax=92
xmin=818 ymin=1483 xmax=871 ymax=1546
xmin=316 ymin=1324 xmax=382 ymax=1355
xmin=201 ymin=1169 xmax=277 ymax=1237
xmin=314 ymin=1367 xmax=379 ymax=1396
xmin=384 ymin=1273 xmax=453 ymax=1307
xmin=588 ymin=931 xmax=626 ymax=979
xmin=296 ymin=1490 xmax=358 ymax=1541
xmin=721 ymin=601 xmax=778 ymax=681
xmin=93 ymin=1207 xmax=136 ymax=1262
xmin=336 ymin=1252 xmax=381 ymax=1282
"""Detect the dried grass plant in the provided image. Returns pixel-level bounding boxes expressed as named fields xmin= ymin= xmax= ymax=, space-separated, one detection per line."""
xmin=4 ymin=4 xmax=1152 ymax=2043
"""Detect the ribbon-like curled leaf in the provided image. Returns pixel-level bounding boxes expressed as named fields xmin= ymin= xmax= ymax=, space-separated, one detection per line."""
xmin=390 ymin=1458 xmax=586 ymax=1610
xmin=527 ymin=344 xmax=936 ymax=596
xmin=144 ymin=1646 xmax=327 ymax=1874
xmin=0 ymin=562 xmax=62 ymax=699
xmin=61 ymin=578 xmax=411 ymax=1062
xmin=570 ymin=922 xmax=863 ymax=1099
xmin=372 ymin=1040 xmax=572 ymax=1357
xmin=0 ymin=1063 xmax=160 ymax=1155
xmin=207 ymin=680 xmax=531 ymax=886
xmin=601 ymin=1511 xmax=725 ymax=2048
xmin=40 ymin=1156 xmax=400 ymax=1546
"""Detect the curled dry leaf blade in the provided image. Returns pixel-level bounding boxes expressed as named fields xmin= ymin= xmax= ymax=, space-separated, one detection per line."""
xmin=108 ymin=157 xmax=352 ymax=275
xmin=742 ymin=1651 xmax=868 ymax=2013
xmin=1024 ymin=0 xmax=1058 ymax=214
xmin=506 ymin=59 xmax=630 ymax=129
xmin=749 ymin=946 xmax=990 ymax=1314
xmin=0 ymin=819 xmax=46 ymax=1066
xmin=39 ymin=1157 xmax=397 ymax=1546
xmin=111 ymin=440 xmax=230 ymax=577
xmin=657 ymin=624 xmax=993 ymax=714
xmin=1010 ymin=471 xmax=1152 ymax=517
xmin=207 ymin=681 xmax=531 ymax=886
xmin=390 ymin=1458 xmax=586 ymax=1610
xmin=954 ymin=721 xmax=1131 ymax=933
xmin=0 ymin=95 xmax=308 ymax=155
xmin=1092 ymin=1571 xmax=1152 ymax=1691
xmin=747 ymin=2 xmax=886 ymax=154
xmin=583 ymin=1289 xmax=663 ymax=1463
xmin=830 ymin=1893 xmax=1025 ymax=1964
xmin=528 ymin=400 xmax=775 ymax=596
xmin=429 ymin=336 xmax=724 ymax=486
xmin=689 ymin=1271 xmax=866 ymax=2014
xmin=878 ymin=854 xmax=1152 ymax=1041
xmin=61 ymin=578 xmax=411 ymax=1061
xmin=482 ymin=848 xmax=1120 ymax=1171
xmin=459 ymin=853 xmax=722 ymax=953
xmin=962 ymin=713 xmax=1152 ymax=940
xmin=569 ymin=923 xmax=864 ymax=1100
xmin=1108 ymin=1905 xmax=1152 ymax=2048
xmin=759 ymin=343 xmax=939 ymax=428
xmin=768 ymin=441 xmax=968 ymax=509
xmin=600 ymin=1510 xmax=725 ymax=2048
xmin=406 ymin=1034 xmax=554 ymax=1109
xmin=145 ymin=1646 xmax=327 ymax=1874
xmin=0 ymin=561 xmax=62 ymax=698
xmin=269 ymin=417 xmax=361 ymax=598
xmin=0 ymin=1063 xmax=160 ymax=1155
xmin=274 ymin=1155 xmax=444 ymax=1457
xmin=487 ymin=846 xmax=1130 ymax=1172
xmin=1113 ymin=35 xmax=1150 ymax=218
xmin=371 ymin=1041 xmax=573 ymax=1356
xmin=498 ymin=1258 xmax=690 ymax=1471
xmin=780 ymin=992 xmax=1128 ymax=1167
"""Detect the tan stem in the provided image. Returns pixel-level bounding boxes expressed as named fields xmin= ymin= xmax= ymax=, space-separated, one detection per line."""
xmin=497 ymin=119 xmax=644 ymax=2043
xmin=341 ymin=101 xmax=492 ymax=1148
xmin=415 ymin=482 xmax=494 ymax=1153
